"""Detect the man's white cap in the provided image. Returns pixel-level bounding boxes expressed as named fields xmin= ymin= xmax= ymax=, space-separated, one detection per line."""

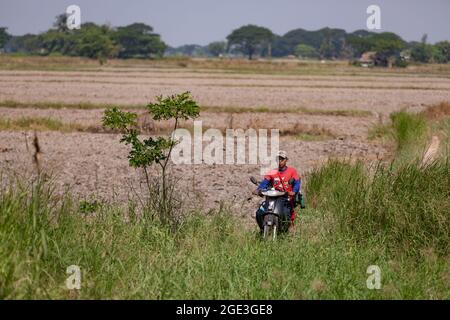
xmin=278 ymin=150 xmax=288 ymax=159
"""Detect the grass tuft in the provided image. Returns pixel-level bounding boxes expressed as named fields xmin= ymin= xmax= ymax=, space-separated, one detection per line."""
xmin=0 ymin=100 xmax=372 ymax=117
xmin=0 ymin=117 xmax=85 ymax=132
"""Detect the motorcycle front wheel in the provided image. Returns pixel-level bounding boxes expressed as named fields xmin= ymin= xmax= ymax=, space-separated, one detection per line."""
xmin=262 ymin=215 xmax=278 ymax=240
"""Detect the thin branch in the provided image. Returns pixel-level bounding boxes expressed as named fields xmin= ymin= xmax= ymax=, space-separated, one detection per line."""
xmin=163 ymin=118 xmax=178 ymax=171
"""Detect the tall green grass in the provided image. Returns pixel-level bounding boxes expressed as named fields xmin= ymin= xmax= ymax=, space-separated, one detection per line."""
xmin=0 ymin=170 xmax=448 ymax=299
xmin=306 ymin=159 xmax=449 ymax=256
xmin=390 ymin=112 xmax=428 ymax=152
xmin=1 ymin=108 xmax=449 ymax=299
xmin=369 ymin=111 xmax=428 ymax=152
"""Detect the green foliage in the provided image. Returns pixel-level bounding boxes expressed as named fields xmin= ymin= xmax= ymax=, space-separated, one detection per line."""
xmin=4 ymin=34 xmax=42 ymax=54
xmin=390 ymin=111 xmax=427 ymax=152
xmin=347 ymin=32 xmax=405 ymax=66
xmin=122 ymin=132 xmax=172 ymax=168
xmin=307 ymin=158 xmax=450 ymax=256
xmin=410 ymin=43 xmax=433 ymax=63
xmin=147 ymin=91 xmax=200 ymax=121
xmin=104 ymin=91 xmax=201 ymax=168
xmin=371 ymin=32 xmax=404 ymax=54
xmin=1 ymin=173 xmax=448 ymax=299
xmin=79 ymin=199 xmax=101 ymax=214
xmin=207 ymin=41 xmax=227 ymax=57
xmin=226 ymin=24 xmax=274 ymax=59
xmin=102 ymin=106 xmax=176 ymax=167
xmin=0 ymin=27 xmax=11 ymax=49
xmin=394 ymin=56 xmax=409 ymax=68
xmin=113 ymin=23 xmax=166 ymax=58
xmin=5 ymin=14 xmax=165 ymax=60
xmin=102 ymin=107 xmax=137 ymax=130
xmin=71 ymin=24 xmax=117 ymax=60
xmin=431 ymin=41 xmax=450 ymax=64
xmin=165 ymin=44 xmax=208 ymax=57
xmin=369 ymin=111 xmax=428 ymax=160
xmin=103 ymin=92 xmax=199 ymax=228
xmin=38 ymin=30 xmax=68 ymax=54
xmin=295 ymin=44 xmax=318 ymax=59
xmin=318 ymin=28 xmax=347 ymax=59
xmin=273 ymin=27 xmax=348 ymax=58
xmin=53 ymin=13 xmax=69 ymax=33
xmin=0 ymin=117 xmax=81 ymax=132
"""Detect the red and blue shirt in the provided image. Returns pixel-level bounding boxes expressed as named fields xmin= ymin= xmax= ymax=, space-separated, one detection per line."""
xmin=258 ymin=166 xmax=301 ymax=194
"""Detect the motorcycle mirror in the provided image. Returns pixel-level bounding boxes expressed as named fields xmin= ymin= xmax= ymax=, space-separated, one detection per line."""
xmin=288 ymin=177 xmax=295 ymax=185
xmin=250 ymin=176 xmax=258 ymax=185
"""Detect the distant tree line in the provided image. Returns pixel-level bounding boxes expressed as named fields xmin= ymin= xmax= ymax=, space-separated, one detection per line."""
xmin=167 ymin=25 xmax=450 ymax=66
xmin=0 ymin=14 xmax=166 ymax=62
xmin=1 ymin=17 xmax=449 ymax=66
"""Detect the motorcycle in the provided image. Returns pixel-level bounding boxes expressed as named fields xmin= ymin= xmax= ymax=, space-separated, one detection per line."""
xmin=250 ymin=176 xmax=294 ymax=240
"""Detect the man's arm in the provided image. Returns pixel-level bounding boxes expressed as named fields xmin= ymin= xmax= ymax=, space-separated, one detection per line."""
xmin=289 ymin=168 xmax=301 ymax=195
xmin=258 ymin=179 xmax=270 ymax=190
xmin=293 ymin=178 xmax=301 ymax=194
xmin=253 ymin=178 xmax=271 ymax=195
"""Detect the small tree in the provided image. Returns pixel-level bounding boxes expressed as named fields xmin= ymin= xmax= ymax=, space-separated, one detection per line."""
xmin=102 ymin=92 xmax=199 ymax=228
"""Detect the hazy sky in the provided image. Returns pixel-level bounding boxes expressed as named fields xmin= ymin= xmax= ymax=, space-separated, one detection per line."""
xmin=1 ymin=0 xmax=449 ymax=46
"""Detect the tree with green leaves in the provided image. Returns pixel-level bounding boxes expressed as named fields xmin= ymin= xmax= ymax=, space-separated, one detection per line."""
xmin=113 ymin=23 xmax=166 ymax=58
xmin=409 ymin=33 xmax=432 ymax=63
xmin=53 ymin=13 xmax=69 ymax=33
xmin=295 ymin=44 xmax=318 ymax=59
xmin=208 ymin=41 xmax=226 ymax=57
xmin=71 ymin=24 xmax=117 ymax=63
xmin=410 ymin=45 xmax=433 ymax=63
xmin=5 ymin=34 xmax=42 ymax=54
xmin=348 ymin=32 xmax=405 ymax=66
xmin=38 ymin=30 xmax=68 ymax=55
xmin=433 ymin=41 xmax=450 ymax=63
xmin=0 ymin=27 xmax=11 ymax=50
xmin=38 ymin=13 xmax=73 ymax=55
xmin=102 ymin=92 xmax=199 ymax=229
xmin=226 ymin=25 xmax=274 ymax=59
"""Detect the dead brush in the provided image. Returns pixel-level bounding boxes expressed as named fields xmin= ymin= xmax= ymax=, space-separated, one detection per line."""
xmin=32 ymin=131 xmax=42 ymax=175
xmin=247 ymin=117 xmax=264 ymax=131
xmin=421 ymin=101 xmax=450 ymax=121
xmin=280 ymin=122 xmax=335 ymax=140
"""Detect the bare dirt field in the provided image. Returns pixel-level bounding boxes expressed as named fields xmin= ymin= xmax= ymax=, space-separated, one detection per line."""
xmin=1 ymin=69 xmax=450 ymax=113
xmin=0 ymin=57 xmax=449 ymax=220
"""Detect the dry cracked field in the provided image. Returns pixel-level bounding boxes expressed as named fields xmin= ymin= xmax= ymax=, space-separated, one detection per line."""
xmin=1 ymin=57 xmax=449 ymax=220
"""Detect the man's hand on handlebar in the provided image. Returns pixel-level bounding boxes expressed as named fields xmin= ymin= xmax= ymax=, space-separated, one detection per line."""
xmin=252 ymin=189 xmax=260 ymax=196
xmin=288 ymin=191 xmax=295 ymax=197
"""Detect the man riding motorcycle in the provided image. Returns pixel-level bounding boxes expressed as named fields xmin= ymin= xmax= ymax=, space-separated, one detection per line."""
xmin=252 ymin=150 xmax=301 ymax=231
